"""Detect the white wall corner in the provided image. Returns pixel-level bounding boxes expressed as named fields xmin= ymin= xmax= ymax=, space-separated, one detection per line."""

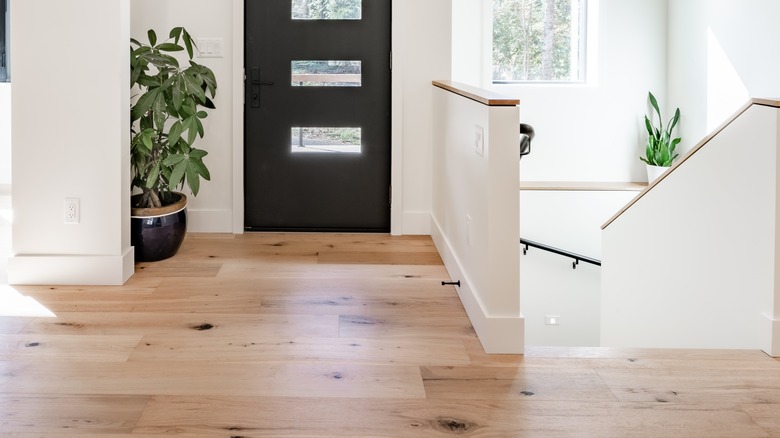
xmin=432 ymin=215 xmax=524 ymax=354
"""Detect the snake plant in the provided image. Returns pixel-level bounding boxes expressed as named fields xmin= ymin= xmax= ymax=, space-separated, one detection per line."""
xmin=641 ymin=91 xmax=681 ymax=167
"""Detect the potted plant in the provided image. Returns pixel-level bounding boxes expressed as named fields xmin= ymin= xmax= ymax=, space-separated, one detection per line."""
xmin=130 ymin=27 xmax=217 ymax=261
xmin=641 ymin=91 xmax=681 ymax=182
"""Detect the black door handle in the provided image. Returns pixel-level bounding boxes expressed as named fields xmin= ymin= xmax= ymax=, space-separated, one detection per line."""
xmin=250 ymin=67 xmax=274 ymax=108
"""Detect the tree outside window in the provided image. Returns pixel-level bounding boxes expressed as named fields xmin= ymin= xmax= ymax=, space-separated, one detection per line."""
xmin=493 ymin=0 xmax=586 ymax=83
xmin=0 ymin=0 xmax=8 ymax=82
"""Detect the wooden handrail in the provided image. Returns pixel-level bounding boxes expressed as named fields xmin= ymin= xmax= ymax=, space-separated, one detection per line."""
xmin=520 ymin=181 xmax=647 ymax=192
xmin=432 ymin=80 xmax=520 ymax=106
xmin=601 ymin=98 xmax=780 ymax=230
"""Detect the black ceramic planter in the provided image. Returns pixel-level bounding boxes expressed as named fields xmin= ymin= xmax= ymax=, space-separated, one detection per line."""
xmin=131 ymin=193 xmax=187 ymax=262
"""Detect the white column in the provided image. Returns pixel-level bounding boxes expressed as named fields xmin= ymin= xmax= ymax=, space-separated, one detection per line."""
xmin=9 ymin=0 xmax=133 ymax=285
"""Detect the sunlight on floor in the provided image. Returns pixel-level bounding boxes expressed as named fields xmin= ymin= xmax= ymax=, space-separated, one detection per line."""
xmin=0 ymin=284 xmax=56 ymax=317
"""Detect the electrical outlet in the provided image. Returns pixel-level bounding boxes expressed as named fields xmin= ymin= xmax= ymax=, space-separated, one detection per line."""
xmin=545 ymin=315 xmax=560 ymax=326
xmin=474 ymin=125 xmax=484 ymax=156
xmin=64 ymin=198 xmax=80 ymax=224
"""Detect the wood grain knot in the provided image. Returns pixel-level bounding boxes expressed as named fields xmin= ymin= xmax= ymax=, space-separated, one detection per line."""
xmin=433 ymin=417 xmax=480 ymax=434
xmin=520 ymin=391 xmax=535 ymax=396
xmin=24 ymin=342 xmax=40 ymax=348
xmin=55 ymin=322 xmax=86 ymax=329
xmin=190 ymin=323 xmax=215 ymax=331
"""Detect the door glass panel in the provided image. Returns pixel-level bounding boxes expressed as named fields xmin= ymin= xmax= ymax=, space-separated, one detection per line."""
xmin=292 ymin=127 xmax=362 ymax=154
xmin=291 ymin=61 xmax=361 ymax=87
xmin=292 ymin=0 xmax=362 ymax=20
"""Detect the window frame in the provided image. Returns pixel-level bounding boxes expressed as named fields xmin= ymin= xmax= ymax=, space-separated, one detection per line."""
xmin=490 ymin=0 xmax=591 ymax=86
xmin=0 ymin=0 xmax=8 ymax=82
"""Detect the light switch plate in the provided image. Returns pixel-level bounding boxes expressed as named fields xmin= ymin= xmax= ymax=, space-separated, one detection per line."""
xmin=196 ymin=38 xmax=224 ymax=58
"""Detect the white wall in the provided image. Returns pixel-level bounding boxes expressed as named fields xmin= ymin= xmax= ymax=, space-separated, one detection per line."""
xmin=521 ymin=251 xmax=600 ymax=347
xmin=10 ymin=0 xmax=133 ymax=285
xmin=668 ymin=0 xmax=780 ymax=155
xmin=0 ymin=83 xmax=9 ymax=188
xmin=602 ymin=104 xmax=779 ymax=353
xmin=452 ymin=0 xmax=668 ymax=183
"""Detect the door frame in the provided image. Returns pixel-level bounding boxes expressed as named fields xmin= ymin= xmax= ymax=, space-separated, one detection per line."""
xmin=230 ymin=0 xmax=403 ymax=235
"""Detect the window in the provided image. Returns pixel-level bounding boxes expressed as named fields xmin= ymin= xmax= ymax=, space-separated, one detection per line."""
xmin=493 ymin=0 xmax=587 ymax=83
xmin=292 ymin=0 xmax=362 ymax=20
xmin=291 ymin=60 xmax=362 ymax=87
xmin=0 ymin=0 xmax=7 ymax=82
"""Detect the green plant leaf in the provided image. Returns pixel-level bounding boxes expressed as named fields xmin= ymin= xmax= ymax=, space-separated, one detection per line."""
xmin=186 ymin=162 xmax=200 ymax=196
xmin=189 ymin=148 xmax=208 ymax=159
xmin=168 ymin=121 xmax=183 ymax=147
xmin=169 ymin=160 xmax=187 ymax=189
xmin=163 ymin=154 xmax=185 ymax=166
xmin=148 ymin=29 xmax=157 ymax=47
xmin=182 ymin=28 xmax=194 ymax=59
xmin=170 ymin=27 xmax=183 ymax=42
xmin=157 ymin=43 xmax=184 ymax=52
xmin=131 ymin=88 xmax=160 ymax=122
xmin=147 ymin=162 xmax=161 ymax=189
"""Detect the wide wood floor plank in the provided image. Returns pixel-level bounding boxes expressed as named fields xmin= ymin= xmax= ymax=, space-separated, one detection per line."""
xmin=0 ymin=334 xmax=142 ymax=362
xmin=20 ymin=312 xmax=339 ymax=338
xmin=597 ymin=367 xmax=780 ymax=404
xmin=422 ymin=366 xmax=618 ymax=402
xmin=318 ymin=250 xmax=443 ymax=265
xmin=0 ymin=395 xmax=149 ymax=434
xmin=129 ymin=336 xmax=471 ymax=366
xmin=0 ymin=362 xmax=426 ymax=399
xmin=129 ymin=396 xmax=770 ymax=438
xmin=338 ymin=315 xmax=475 ymax=339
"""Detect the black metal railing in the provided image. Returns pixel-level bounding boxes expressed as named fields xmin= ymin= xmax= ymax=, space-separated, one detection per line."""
xmin=520 ymin=238 xmax=601 ymax=269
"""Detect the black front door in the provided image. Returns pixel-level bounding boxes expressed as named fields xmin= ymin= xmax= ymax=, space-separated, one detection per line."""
xmin=245 ymin=0 xmax=391 ymax=232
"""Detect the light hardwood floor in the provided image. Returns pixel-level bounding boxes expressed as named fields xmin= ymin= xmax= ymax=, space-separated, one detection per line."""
xmin=1 ymin=233 xmax=780 ymax=437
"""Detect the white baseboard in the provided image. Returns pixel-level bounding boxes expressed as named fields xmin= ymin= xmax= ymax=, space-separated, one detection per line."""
xmin=431 ymin=215 xmax=524 ymax=354
xmin=402 ymin=210 xmax=432 ymax=235
xmin=763 ymin=313 xmax=780 ymax=357
xmin=187 ymin=208 xmax=234 ymax=233
xmin=8 ymin=248 xmax=135 ymax=285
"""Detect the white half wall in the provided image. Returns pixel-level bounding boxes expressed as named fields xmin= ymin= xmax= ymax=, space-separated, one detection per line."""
xmin=432 ymin=85 xmax=522 ymax=353
xmin=602 ymin=104 xmax=780 ymax=353
xmin=9 ymin=0 xmax=133 ymax=285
